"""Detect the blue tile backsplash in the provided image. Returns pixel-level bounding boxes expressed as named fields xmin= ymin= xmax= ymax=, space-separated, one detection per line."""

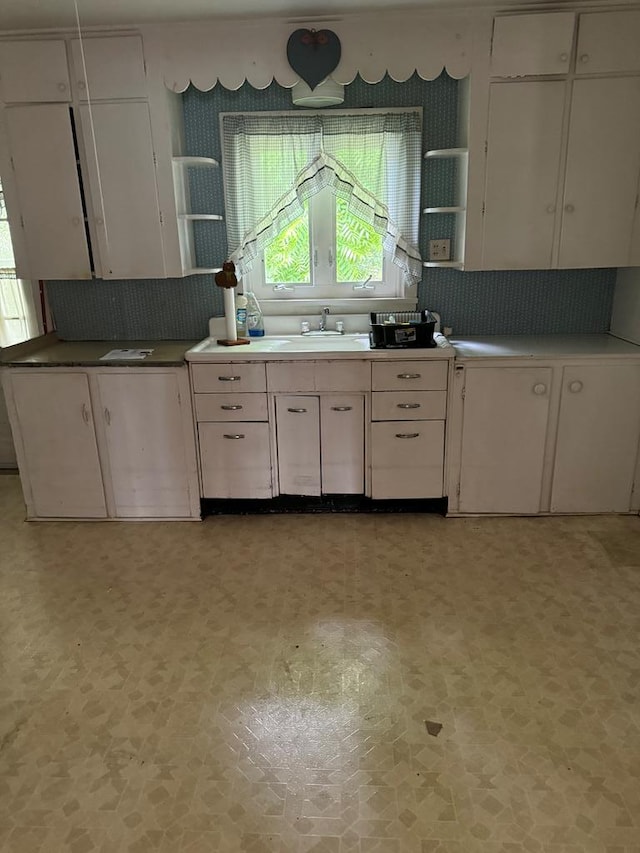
xmin=46 ymin=74 xmax=615 ymax=340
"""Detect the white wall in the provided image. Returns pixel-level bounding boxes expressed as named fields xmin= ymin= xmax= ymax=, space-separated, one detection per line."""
xmin=611 ymin=268 xmax=640 ymax=345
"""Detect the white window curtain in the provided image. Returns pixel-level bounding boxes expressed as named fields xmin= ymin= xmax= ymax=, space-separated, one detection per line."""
xmin=221 ymin=111 xmax=422 ymax=287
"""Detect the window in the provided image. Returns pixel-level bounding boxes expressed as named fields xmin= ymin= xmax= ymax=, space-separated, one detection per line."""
xmin=0 ymin=179 xmax=40 ymax=347
xmin=221 ymin=110 xmax=422 ymax=305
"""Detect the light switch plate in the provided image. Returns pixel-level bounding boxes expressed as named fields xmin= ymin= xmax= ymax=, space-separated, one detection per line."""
xmin=429 ymin=239 xmax=451 ymax=261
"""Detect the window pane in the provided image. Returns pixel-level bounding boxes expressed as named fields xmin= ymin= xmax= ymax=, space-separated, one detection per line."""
xmin=264 ymin=205 xmax=310 ymax=284
xmin=335 ymin=197 xmax=383 ymax=283
xmin=0 ymin=221 xmax=15 ymax=268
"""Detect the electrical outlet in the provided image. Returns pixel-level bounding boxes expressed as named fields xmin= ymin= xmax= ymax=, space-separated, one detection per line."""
xmin=429 ymin=239 xmax=451 ymax=261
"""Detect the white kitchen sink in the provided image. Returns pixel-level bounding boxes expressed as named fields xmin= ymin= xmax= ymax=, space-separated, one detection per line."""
xmin=188 ymin=333 xmax=372 ymax=358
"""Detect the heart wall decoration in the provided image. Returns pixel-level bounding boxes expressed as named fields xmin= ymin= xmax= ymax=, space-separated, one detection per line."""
xmin=287 ymin=29 xmax=342 ymax=91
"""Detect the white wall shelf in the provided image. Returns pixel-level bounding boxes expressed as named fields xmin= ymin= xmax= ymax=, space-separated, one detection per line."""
xmin=183 ymin=267 xmax=223 ymax=276
xmin=178 ymin=213 xmax=224 ymax=221
xmin=424 ymin=148 xmax=468 ymax=158
xmin=423 ymin=206 xmax=466 ymax=214
xmin=172 ymin=156 xmax=219 ymax=168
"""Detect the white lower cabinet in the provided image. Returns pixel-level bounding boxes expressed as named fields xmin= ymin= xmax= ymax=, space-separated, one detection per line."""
xmin=199 ymin=422 xmax=272 ymax=499
xmin=6 ymin=372 xmax=106 ymax=518
xmin=275 ymin=394 xmax=365 ymax=496
xmin=371 ymin=421 xmax=444 ymax=499
xmin=3 ymin=368 xmax=199 ymax=520
xmin=458 ymin=367 xmax=552 ymax=514
xmin=551 ymin=364 xmax=640 ymax=513
xmin=94 ymin=372 xmax=196 ymax=517
xmin=452 ymin=359 xmax=640 ymax=515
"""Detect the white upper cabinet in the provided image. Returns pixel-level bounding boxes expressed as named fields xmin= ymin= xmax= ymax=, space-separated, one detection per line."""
xmin=5 ymin=104 xmax=91 ymax=280
xmin=78 ymin=102 xmax=165 ymax=279
xmin=483 ymin=82 xmax=565 ymax=269
xmin=491 ymin=13 xmax=575 ymax=78
xmin=576 ymin=11 xmax=640 ymax=75
xmin=0 ymin=40 xmax=70 ymax=103
xmin=70 ymin=36 xmax=147 ymax=100
xmin=559 ymin=77 xmax=640 ymax=269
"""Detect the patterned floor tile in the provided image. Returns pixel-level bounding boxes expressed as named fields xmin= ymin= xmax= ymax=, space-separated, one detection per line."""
xmin=1 ymin=477 xmax=640 ymax=852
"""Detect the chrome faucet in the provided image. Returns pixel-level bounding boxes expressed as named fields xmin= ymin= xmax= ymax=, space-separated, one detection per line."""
xmin=319 ymin=306 xmax=330 ymax=331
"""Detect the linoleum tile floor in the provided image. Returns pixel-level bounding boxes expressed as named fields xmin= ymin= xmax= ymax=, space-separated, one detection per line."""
xmin=0 ymin=476 xmax=639 ymax=853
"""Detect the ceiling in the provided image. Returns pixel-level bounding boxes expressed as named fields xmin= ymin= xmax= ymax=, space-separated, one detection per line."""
xmin=0 ymin=0 xmax=617 ymax=32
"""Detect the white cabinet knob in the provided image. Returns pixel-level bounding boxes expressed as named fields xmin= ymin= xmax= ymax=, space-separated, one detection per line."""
xmin=96 ymin=217 xmax=104 ymax=226
xmin=533 ymin=383 xmax=547 ymax=395
xmin=564 ymin=204 xmax=575 ymax=213
xmin=580 ymin=53 xmax=590 ymax=63
xmin=57 ymin=82 xmax=67 ymax=92
xmin=569 ymin=380 xmax=583 ymax=393
xmin=559 ymin=53 xmax=568 ymax=62
xmin=546 ymin=204 xmax=556 ymax=214
xmin=78 ymin=80 xmax=86 ymax=89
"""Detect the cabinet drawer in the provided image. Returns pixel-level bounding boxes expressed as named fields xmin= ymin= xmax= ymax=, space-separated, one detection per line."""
xmin=491 ymin=13 xmax=575 ymax=77
xmin=372 ymin=360 xmax=448 ymax=391
xmin=267 ymin=360 xmax=370 ymax=392
xmin=199 ymin=422 xmax=272 ymax=499
xmin=191 ymin=363 xmax=266 ymax=393
xmin=371 ymin=421 xmax=444 ymax=499
xmin=194 ymin=393 xmax=268 ymax=422
xmin=372 ymin=391 xmax=447 ymax=421
xmin=576 ymin=11 xmax=640 ymax=75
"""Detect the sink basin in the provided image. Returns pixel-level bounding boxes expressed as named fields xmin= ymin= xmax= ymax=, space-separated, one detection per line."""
xmin=187 ymin=333 xmax=371 ymax=359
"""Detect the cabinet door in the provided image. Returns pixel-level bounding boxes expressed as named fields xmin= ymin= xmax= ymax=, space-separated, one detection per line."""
xmin=79 ymin=102 xmax=165 ymax=279
xmin=9 ymin=372 xmax=106 ymax=518
xmin=275 ymin=395 xmax=320 ymax=496
xmin=371 ymin=421 xmax=444 ymax=499
xmin=71 ymin=36 xmax=147 ymax=100
xmin=5 ymin=105 xmax=91 ymax=280
xmin=576 ymin=11 xmax=640 ymax=75
xmin=459 ymin=367 xmax=552 ymax=514
xmin=199 ymin=422 xmax=272 ymax=499
xmin=483 ymin=82 xmax=565 ymax=269
xmin=320 ymin=395 xmax=364 ymax=495
xmin=491 ymin=13 xmax=575 ymax=77
xmin=559 ymin=78 xmax=640 ymax=269
xmin=96 ymin=372 xmax=194 ymax=517
xmin=0 ymin=40 xmax=70 ymax=103
xmin=551 ymin=365 xmax=640 ymax=513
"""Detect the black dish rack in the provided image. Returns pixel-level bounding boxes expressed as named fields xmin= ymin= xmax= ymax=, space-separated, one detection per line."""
xmin=369 ymin=310 xmax=437 ymax=348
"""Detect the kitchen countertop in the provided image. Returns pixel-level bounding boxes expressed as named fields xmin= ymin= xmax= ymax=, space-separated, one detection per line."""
xmin=450 ymin=334 xmax=640 ymax=360
xmin=3 ymin=340 xmax=197 ymax=367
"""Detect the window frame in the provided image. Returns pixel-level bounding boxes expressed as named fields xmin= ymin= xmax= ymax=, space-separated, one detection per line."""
xmin=219 ymin=107 xmax=421 ymax=313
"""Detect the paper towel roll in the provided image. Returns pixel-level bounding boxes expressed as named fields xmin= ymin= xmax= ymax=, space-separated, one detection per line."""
xmin=223 ymin=288 xmax=237 ymax=341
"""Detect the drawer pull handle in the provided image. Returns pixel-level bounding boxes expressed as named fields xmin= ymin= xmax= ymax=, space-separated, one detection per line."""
xmin=331 ymin=406 xmax=353 ymax=412
xmin=568 ymin=380 xmax=583 ymax=393
xmin=81 ymin=403 xmax=90 ymax=424
xmin=104 ymin=407 xmax=111 ymax=426
xmin=223 ymin=434 xmax=245 ymax=439
xmin=397 ymin=403 xmax=421 ymax=409
xmin=288 ymin=407 xmax=307 ymax=413
xmin=219 ymin=376 xmax=241 ymax=381
xmin=397 ymin=373 xmax=421 ymax=379
xmin=221 ymin=404 xmax=243 ymax=410
xmin=532 ymin=384 xmax=547 ymax=396
xmin=396 ymin=432 xmax=420 ymax=439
